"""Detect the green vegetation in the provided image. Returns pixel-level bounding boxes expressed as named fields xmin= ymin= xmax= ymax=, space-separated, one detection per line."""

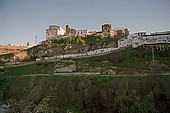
xmin=1 ymin=62 xmax=55 ymax=77
xmin=0 ymin=75 xmax=170 ymax=112
xmin=114 ymin=82 xmax=158 ymax=113
xmin=0 ymin=53 xmax=14 ymax=60
xmin=0 ymin=46 xmax=170 ymax=112
xmin=74 ymin=46 xmax=170 ymax=74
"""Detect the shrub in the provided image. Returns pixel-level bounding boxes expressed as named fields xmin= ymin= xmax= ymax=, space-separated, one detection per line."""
xmin=0 ymin=66 xmax=4 ymax=72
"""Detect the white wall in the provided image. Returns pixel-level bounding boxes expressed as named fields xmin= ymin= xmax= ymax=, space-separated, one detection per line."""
xmin=76 ymin=30 xmax=88 ymax=37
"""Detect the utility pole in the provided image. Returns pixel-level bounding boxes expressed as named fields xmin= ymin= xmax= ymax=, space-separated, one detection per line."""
xmin=35 ymin=36 xmax=38 ymax=45
xmin=152 ymin=47 xmax=155 ymax=62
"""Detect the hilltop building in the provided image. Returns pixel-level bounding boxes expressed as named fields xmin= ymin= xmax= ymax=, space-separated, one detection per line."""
xmin=100 ymin=24 xmax=129 ymax=37
xmin=118 ymin=31 xmax=170 ymax=48
xmin=113 ymin=28 xmax=129 ymax=37
xmin=76 ymin=30 xmax=88 ymax=37
xmin=46 ymin=25 xmax=65 ymax=40
xmin=102 ymin=24 xmax=112 ymax=32
xmin=66 ymin=25 xmax=76 ymax=37
xmin=66 ymin=25 xmax=88 ymax=37
xmin=45 ymin=24 xmax=129 ymax=39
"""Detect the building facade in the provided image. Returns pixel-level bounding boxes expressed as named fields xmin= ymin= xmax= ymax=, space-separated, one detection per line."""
xmin=66 ymin=25 xmax=88 ymax=37
xmin=46 ymin=25 xmax=65 ymax=40
xmin=113 ymin=28 xmax=129 ymax=37
xmin=118 ymin=31 xmax=170 ymax=48
xmin=76 ymin=30 xmax=88 ymax=37
xmin=101 ymin=24 xmax=129 ymax=37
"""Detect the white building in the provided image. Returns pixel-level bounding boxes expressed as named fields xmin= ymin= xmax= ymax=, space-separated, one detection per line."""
xmin=76 ymin=30 xmax=88 ymax=37
xmin=143 ymin=34 xmax=170 ymax=45
xmin=118 ymin=38 xmax=131 ymax=48
xmin=118 ymin=34 xmax=134 ymax=48
xmin=46 ymin=25 xmax=65 ymax=40
xmin=118 ymin=31 xmax=170 ymax=48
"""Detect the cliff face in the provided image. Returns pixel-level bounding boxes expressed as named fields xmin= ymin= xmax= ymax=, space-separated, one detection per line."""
xmin=54 ymin=60 xmax=77 ymax=72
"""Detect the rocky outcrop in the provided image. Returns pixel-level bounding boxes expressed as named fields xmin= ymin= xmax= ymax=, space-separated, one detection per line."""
xmin=54 ymin=60 xmax=77 ymax=72
xmin=102 ymin=69 xmax=116 ymax=75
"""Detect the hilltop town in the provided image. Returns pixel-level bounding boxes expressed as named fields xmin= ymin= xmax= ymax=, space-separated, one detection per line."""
xmin=0 ymin=23 xmax=170 ymax=65
xmin=46 ymin=24 xmax=129 ymax=40
xmin=0 ymin=24 xmax=170 ymax=113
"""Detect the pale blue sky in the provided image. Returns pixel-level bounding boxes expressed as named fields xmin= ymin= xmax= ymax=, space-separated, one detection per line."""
xmin=0 ymin=0 xmax=170 ymax=45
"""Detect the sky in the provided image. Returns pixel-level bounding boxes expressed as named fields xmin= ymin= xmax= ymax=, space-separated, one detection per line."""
xmin=0 ymin=0 xmax=170 ymax=46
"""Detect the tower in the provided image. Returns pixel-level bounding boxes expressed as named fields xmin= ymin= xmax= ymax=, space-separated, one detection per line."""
xmin=102 ymin=24 xmax=112 ymax=32
xmin=66 ymin=25 xmax=71 ymax=35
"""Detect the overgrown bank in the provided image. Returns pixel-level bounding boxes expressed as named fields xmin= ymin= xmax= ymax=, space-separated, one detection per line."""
xmin=0 ymin=75 xmax=170 ymax=112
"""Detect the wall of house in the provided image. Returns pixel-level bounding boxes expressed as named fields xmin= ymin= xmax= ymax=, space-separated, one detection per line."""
xmin=76 ymin=30 xmax=88 ymax=37
xmin=46 ymin=25 xmax=65 ymax=40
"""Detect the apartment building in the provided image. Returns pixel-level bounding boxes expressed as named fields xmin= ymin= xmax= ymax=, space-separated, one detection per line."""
xmin=118 ymin=31 xmax=170 ymax=48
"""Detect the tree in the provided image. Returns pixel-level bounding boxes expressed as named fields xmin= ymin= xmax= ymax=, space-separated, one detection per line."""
xmin=114 ymin=82 xmax=159 ymax=113
xmin=141 ymin=92 xmax=159 ymax=113
xmin=78 ymin=77 xmax=91 ymax=108
xmin=114 ymin=82 xmax=141 ymax=113
xmin=98 ymin=34 xmax=105 ymax=40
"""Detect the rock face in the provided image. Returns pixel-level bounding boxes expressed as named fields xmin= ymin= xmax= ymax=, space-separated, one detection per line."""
xmin=102 ymin=69 xmax=116 ymax=75
xmin=54 ymin=60 xmax=77 ymax=73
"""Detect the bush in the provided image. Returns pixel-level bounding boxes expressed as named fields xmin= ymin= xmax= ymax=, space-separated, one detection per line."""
xmin=114 ymin=82 xmax=159 ymax=113
xmin=0 ymin=66 xmax=4 ymax=72
xmin=110 ymin=51 xmax=124 ymax=64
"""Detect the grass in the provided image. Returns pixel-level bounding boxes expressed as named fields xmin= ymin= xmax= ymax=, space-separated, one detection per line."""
xmin=74 ymin=53 xmax=111 ymax=67
xmin=1 ymin=62 xmax=56 ymax=78
xmin=74 ymin=46 xmax=170 ymax=74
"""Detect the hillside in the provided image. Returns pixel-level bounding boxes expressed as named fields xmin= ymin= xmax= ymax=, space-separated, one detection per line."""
xmin=1 ymin=46 xmax=170 ymax=75
xmin=0 ymin=45 xmax=28 ymax=55
xmin=0 ymin=36 xmax=119 ymax=65
xmin=0 ymin=46 xmax=170 ymax=112
xmin=0 ymin=75 xmax=170 ymax=112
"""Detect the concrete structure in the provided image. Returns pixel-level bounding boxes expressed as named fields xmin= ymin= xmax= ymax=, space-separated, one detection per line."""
xmin=118 ymin=31 xmax=170 ymax=48
xmin=134 ymin=32 xmax=146 ymax=36
xmin=76 ymin=30 xmax=88 ymax=37
xmin=118 ymin=36 xmax=132 ymax=48
xmin=143 ymin=32 xmax=170 ymax=45
xmin=46 ymin=25 xmax=65 ymax=40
